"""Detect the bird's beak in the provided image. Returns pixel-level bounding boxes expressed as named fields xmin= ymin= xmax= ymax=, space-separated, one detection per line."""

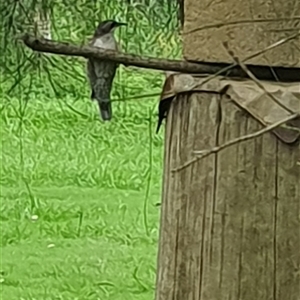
xmin=115 ymin=22 xmax=127 ymax=27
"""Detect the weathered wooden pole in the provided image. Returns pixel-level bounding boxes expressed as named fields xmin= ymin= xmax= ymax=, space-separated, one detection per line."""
xmin=155 ymin=0 xmax=300 ymax=299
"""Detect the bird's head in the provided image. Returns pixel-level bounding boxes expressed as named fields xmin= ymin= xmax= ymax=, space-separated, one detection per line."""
xmin=94 ymin=20 xmax=127 ymax=37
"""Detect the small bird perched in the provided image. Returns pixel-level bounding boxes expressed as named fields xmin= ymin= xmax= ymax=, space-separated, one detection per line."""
xmin=86 ymin=20 xmax=126 ymax=121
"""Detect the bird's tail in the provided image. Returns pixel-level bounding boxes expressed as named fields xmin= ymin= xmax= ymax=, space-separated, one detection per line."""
xmin=92 ymin=77 xmax=113 ymax=121
xmin=97 ymin=100 xmax=112 ymax=121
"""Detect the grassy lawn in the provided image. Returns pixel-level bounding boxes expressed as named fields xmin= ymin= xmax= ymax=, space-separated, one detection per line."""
xmin=1 ymin=82 xmax=165 ymax=299
xmin=0 ymin=2 xmax=180 ymax=295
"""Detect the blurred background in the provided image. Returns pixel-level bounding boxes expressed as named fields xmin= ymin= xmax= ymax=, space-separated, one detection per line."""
xmin=0 ymin=0 xmax=182 ymax=299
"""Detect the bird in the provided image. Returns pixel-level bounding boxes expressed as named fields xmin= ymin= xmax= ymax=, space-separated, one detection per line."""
xmin=86 ymin=20 xmax=126 ymax=121
xmin=156 ymin=71 xmax=177 ymax=133
xmin=156 ymin=97 xmax=173 ymax=133
xmin=156 ymin=72 xmax=196 ymax=133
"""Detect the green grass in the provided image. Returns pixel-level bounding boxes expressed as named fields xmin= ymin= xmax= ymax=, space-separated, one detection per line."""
xmin=1 ymin=187 xmax=160 ymax=299
xmin=0 ymin=70 xmax=165 ymax=299
xmin=0 ymin=1 xmax=181 ymax=297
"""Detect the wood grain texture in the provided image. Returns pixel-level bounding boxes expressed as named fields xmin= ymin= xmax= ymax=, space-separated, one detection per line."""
xmin=183 ymin=0 xmax=300 ymax=67
xmin=155 ymin=92 xmax=300 ymax=300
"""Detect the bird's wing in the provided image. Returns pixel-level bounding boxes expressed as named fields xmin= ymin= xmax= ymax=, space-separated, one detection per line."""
xmin=87 ymin=38 xmax=99 ymax=80
xmin=86 ymin=59 xmax=97 ymax=100
xmin=87 ymin=59 xmax=97 ymax=86
xmin=87 ymin=37 xmax=118 ymax=84
xmin=86 ymin=38 xmax=98 ymax=99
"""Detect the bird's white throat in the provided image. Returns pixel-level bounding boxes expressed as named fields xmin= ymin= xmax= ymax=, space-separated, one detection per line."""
xmin=92 ymin=33 xmax=117 ymax=50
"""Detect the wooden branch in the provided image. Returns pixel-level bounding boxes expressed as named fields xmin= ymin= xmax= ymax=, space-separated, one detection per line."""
xmin=21 ymin=34 xmax=223 ymax=74
xmin=20 ymin=34 xmax=300 ymax=81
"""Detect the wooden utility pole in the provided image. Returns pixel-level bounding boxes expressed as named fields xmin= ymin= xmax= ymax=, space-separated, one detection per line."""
xmin=18 ymin=3 xmax=300 ymax=298
xmin=155 ymin=0 xmax=300 ymax=299
xmin=155 ymin=89 xmax=300 ymax=300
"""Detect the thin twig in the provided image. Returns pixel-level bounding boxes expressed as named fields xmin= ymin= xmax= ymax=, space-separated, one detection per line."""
xmin=172 ymin=113 xmax=299 ymax=172
xmin=192 ymin=31 xmax=300 ymax=87
xmin=222 ymin=41 xmax=295 ymax=114
xmin=185 ymin=17 xmax=300 ymax=34
xmin=111 ymin=92 xmax=161 ymax=102
xmin=281 ymin=124 xmax=300 ymax=133
xmin=267 ymin=28 xmax=300 ymax=32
